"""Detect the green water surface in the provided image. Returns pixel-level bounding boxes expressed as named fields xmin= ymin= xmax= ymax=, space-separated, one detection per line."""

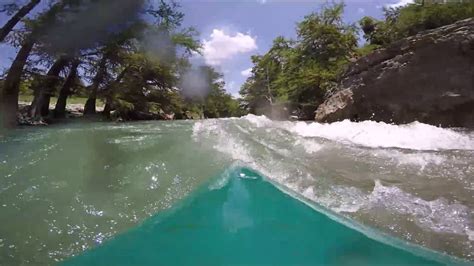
xmin=65 ymin=167 xmax=448 ymax=266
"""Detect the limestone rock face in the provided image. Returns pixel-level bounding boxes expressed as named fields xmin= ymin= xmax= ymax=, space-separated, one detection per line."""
xmin=314 ymin=88 xmax=354 ymax=122
xmin=315 ymin=18 xmax=474 ymax=128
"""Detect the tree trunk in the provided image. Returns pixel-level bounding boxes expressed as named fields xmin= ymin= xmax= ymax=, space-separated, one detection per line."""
xmin=0 ymin=0 xmax=41 ymax=42
xmin=54 ymin=60 xmax=80 ymax=118
xmin=103 ymin=101 xmax=112 ymax=119
xmin=0 ymin=37 xmax=35 ymax=128
xmin=29 ymin=56 xmax=70 ymax=118
xmin=103 ymin=67 xmax=128 ymax=119
xmin=0 ymin=1 xmax=67 ymax=128
xmin=84 ymin=56 xmax=108 ymax=116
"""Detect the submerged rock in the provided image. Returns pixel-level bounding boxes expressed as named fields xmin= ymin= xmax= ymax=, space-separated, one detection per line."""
xmin=315 ymin=18 xmax=474 ymax=128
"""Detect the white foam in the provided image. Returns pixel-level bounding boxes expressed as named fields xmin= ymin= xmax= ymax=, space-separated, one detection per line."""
xmin=467 ymin=229 xmax=474 ymax=242
xmin=243 ymin=114 xmax=273 ymax=127
xmin=238 ymin=115 xmax=474 ymax=151
xmin=305 ymin=185 xmax=368 ymax=213
xmin=280 ymin=118 xmax=473 ymax=151
xmin=372 ymin=149 xmax=446 ymax=170
xmin=193 ymin=119 xmax=365 ymax=214
xmin=192 ymin=116 xmax=474 ymax=251
xmin=193 ymin=120 xmax=254 ymax=165
xmin=295 ymin=139 xmax=323 ymax=154
xmin=369 ymin=180 xmax=472 ymax=237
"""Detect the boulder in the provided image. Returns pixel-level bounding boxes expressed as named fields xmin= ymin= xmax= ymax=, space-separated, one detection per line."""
xmin=315 ymin=18 xmax=474 ymax=128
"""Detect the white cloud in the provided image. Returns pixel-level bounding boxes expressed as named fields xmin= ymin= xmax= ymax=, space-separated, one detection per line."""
xmin=241 ymin=67 xmax=253 ymax=77
xmin=231 ymin=92 xmax=242 ymax=99
xmin=386 ymin=0 xmax=414 ymax=8
xmin=225 ymin=81 xmax=236 ymax=92
xmin=357 ymin=7 xmax=365 ymax=14
xmin=201 ymin=29 xmax=258 ymax=66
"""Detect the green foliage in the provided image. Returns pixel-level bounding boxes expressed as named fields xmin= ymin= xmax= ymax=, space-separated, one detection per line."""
xmin=203 ymin=82 xmax=242 ymax=118
xmin=356 ymin=44 xmax=382 ymax=56
xmin=396 ymin=1 xmax=474 ymax=35
xmin=90 ymin=0 xmax=246 ymax=120
xmin=240 ymin=3 xmax=357 ymax=119
xmin=358 ymin=16 xmax=395 ymax=46
xmin=180 ymin=66 xmax=243 ymax=119
xmin=2 ymin=0 xmax=243 ymax=120
xmin=171 ymin=28 xmax=202 ymax=56
xmin=19 ymin=79 xmax=34 ymax=95
xmin=107 ymin=38 xmax=241 ymax=119
xmin=7 ymin=0 xmax=470 ymax=123
xmin=242 ymin=0 xmax=474 ymax=120
xmin=360 ymin=1 xmax=474 ymax=46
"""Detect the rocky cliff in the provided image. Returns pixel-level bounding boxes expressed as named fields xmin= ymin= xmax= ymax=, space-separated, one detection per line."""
xmin=315 ymin=18 xmax=474 ymax=128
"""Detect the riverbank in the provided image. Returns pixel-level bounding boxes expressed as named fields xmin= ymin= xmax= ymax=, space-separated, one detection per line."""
xmin=17 ymin=101 xmax=105 ymax=126
xmin=15 ymin=101 xmax=202 ymax=126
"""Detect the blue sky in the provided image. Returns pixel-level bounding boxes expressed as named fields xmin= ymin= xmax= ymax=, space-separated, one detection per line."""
xmin=0 ymin=0 xmax=410 ymax=97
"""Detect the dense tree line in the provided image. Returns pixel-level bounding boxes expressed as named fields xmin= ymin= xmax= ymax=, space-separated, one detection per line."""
xmin=360 ymin=0 xmax=474 ymax=49
xmin=240 ymin=3 xmax=357 ymax=120
xmin=1 ymin=1 xmax=472 ymax=127
xmin=0 ymin=0 xmax=242 ymax=128
xmin=240 ymin=1 xmax=474 ymax=120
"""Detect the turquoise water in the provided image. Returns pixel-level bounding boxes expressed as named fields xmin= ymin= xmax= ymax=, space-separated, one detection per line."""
xmin=65 ymin=167 xmax=455 ymax=266
xmin=1 ymin=118 xmax=473 ymax=264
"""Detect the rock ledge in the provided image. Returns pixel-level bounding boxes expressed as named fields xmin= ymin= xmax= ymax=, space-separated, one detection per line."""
xmin=315 ymin=18 xmax=474 ymax=128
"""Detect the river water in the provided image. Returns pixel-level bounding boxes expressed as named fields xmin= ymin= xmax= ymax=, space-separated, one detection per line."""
xmin=0 ymin=115 xmax=473 ymax=264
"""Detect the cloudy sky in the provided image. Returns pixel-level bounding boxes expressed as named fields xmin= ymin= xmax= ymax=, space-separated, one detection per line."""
xmin=0 ymin=0 xmax=412 ymax=97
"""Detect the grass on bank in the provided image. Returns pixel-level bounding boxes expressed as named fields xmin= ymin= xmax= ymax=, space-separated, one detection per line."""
xmin=19 ymin=94 xmax=104 ymax=107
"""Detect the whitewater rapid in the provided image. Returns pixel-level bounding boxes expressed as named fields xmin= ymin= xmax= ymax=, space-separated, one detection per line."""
xmin=1 ymin=116 xmax=473 ymax=264
xmin=193 ymin=115 xmax=474 ymax=259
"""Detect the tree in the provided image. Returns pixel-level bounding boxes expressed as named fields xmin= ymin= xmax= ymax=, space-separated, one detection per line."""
xmin=54 ymin=59 xmax=80 ymax=118
xmin=0 ymin=1 xmax=68 ymax=127
xmin=360 ymin=1 xmax=474 ymax=47
xmin=29 ymin=55 xmax=70 ymax=117
xmin=102 ymin=66 xmax=129 ymax=118
xmin=194 ymin=66 xmax=234 ymax=118
xmin=1 ymin=38 xmax=35 ymax=127
xmin=94 ymin=1 xmax=204 ymax=120
xmin=83 ymin=54 xmax=108 ymax=116
xmin=241 ymin=3 xmax=357 ymax=119
xmin=81 ymin=0 xmax=191 ymax=117
xmin=1 ymin=0 xmax=242 ymax=126
xmin=1 ymin=0 xmax=150 ymax=124
xmin=239 ymin=37 xmax=295 ymax=115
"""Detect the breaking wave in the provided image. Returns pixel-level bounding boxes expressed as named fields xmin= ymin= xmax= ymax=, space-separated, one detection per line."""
xmin=243 ymin=114 xmax=474 ymax=151
xmin=2 ymin=116 xmax=473 ymax=263
xmin=193 ymin=115 xmax=474 ymax=260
